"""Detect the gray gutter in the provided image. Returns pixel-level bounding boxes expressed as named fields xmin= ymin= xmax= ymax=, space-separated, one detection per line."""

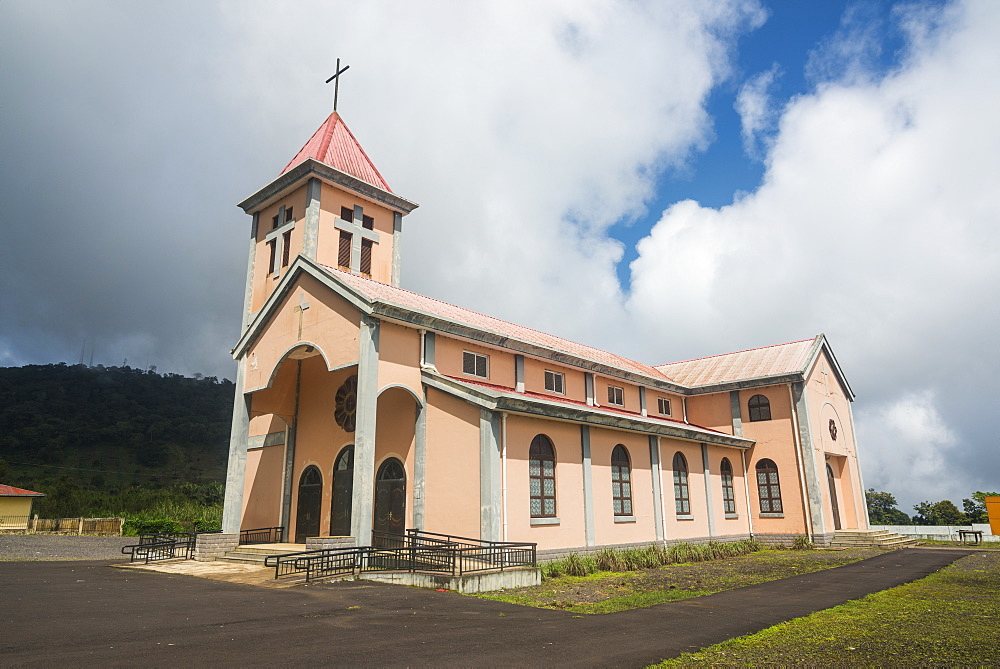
xmin=421 ymin=372 xmax=754 ymax=450
xmin=237 ymin=158 xmax=419 ymax=216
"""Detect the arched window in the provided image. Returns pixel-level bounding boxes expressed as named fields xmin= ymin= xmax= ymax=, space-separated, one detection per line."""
xmin=672 ymin=452 xmax=690 ymax=515
xmin=748 ymin=394 xmax=771 ymax=422
xmin=756 ymin=458 xmax=783 ymax=513
xmin=529 ymin=435 xmax=556 ymax=518
xmin=611 ymin=445 xmax=632 ymax=516
xmin=720 ymin=458 xmax=736 ymax=514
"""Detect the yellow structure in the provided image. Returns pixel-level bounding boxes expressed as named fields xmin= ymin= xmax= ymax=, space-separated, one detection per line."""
xmin=221 ymin=109 xmax=870 ymax=553
xmin=986 ymin=496 xmax=1000 ymax=536
xmin=0 ymin=484 xmax=43 ymax=530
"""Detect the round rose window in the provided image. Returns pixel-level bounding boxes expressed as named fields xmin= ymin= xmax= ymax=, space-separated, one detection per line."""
xmin=829 ymin=419 xmax=838 ymax=441
xmin=335 ymin=375 xmax=359 ymax=433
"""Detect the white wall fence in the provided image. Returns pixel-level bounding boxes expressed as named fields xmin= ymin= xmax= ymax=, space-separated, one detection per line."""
xmin=872 ymin=524 xmax=998 ymax=542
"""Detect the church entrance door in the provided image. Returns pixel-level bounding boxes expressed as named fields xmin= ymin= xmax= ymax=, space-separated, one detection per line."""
xmin=373 ymin=458 xmax=406 ymax=538
xmin=295 ymin=466 xmax=323 ymax=543
xmin=826 ymin=463 xmax=842 ymax=531
xmin=330 ymin=445 xmax=354 ymax=536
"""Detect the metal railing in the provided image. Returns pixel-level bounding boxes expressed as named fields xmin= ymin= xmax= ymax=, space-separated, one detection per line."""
xmin=122 ymin=533 xmax=196 ymax=564
xmin=264 ymin=529 xmax=536 ymax=583
xmin=239 ymin=526 xmax=284 ymax=545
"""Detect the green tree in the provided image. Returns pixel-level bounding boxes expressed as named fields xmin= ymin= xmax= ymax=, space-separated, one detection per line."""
xmin=962 ymin=491 xmax=1000 ymax=523
xmin=913 ymin=499 xmax=968 ymax=525
xmin=865 ymin=489 xmax=912 ymax=524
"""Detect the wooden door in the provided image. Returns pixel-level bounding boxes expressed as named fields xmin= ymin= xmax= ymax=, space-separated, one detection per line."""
xmin=295 ymin=466 xmax=323 ymax=543
xmin=826 ymin=463 xmax=842 ymax=531
xmin=330 ymin=445 xmax=354 ymax=537
xmin=373 ymin=458 xmax=406 ymax=538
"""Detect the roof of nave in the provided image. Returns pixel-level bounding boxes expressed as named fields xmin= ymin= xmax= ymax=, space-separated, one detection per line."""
xmin=281 ymin=111 xmax=392 ymax=192
xmin=654 ymin=338 xmax=819 ymax=388
xmin=0 ymin=484 xmax=44 ymax=497
xmin=325 ymin=265 xmax=671 ymax=383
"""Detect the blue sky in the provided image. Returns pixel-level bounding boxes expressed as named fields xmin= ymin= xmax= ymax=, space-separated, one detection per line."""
xmin=0 ymin=0 xmax=996 ymax=509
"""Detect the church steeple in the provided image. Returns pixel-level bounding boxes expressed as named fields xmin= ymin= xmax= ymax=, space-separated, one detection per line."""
xmin=237 ymin=109 xmax=418 ymax=323
xmin=280 ymin=111 xmax=393 ymax=192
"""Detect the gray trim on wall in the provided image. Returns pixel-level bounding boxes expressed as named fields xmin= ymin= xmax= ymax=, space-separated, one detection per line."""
xmin=730 ymin=390 xmax=744 ymax=437
xmin=480 ymin=409 xmax=502 ymax=541
xmin=351 ymin=314 xmax=380 ymax=543
xmin=581 ymin=425 xmax=595 ymax=547
xmin=639 ymin=387 xmax=648 ymax=417
xmin=701 ymin=443 xmax=716 ymax=538
xmin=792 ymin=381 xmax=827 ymax=535
xmin=649 ymin=435 xmax=664 ymax=541
xmin=241 ymin=213 xmax=259 ymax=333
xmin=391 ymin=212 xmax=402 ymax=287
xmin=413 ymin=401 xmax=427 ymax=530
xmin=301 ymin=177 xmax=322 ymax=261
xmin=222 ymin=361 xmax=251 ymax=534
xmin=423 ymin=331 xmax=436 ymax=368
xmin=585 ymin=373 xmax=595 ymax=406
xmin=515 ymin=355 xmax=525 ymax=393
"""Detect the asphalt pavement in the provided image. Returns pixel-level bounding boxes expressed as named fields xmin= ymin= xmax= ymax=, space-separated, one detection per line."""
xmin=0 ymin=548 xmax=970 ymax=667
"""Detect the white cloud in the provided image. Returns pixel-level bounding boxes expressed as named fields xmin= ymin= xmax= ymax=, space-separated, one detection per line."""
xmin=628 ymin=0 xmax=1000 ymax=506
xmin=735 ymin=64 xmax=780 ymax=158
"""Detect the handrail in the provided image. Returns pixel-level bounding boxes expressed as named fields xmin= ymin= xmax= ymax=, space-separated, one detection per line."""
xmin=239 ymin=526 xmax=284 ymax=544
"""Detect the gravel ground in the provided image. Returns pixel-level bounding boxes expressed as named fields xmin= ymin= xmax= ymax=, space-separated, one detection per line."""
xmin=0 ymin=534 xmax=135 ymax=561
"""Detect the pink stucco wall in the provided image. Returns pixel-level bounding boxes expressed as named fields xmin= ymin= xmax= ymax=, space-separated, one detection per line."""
xmin=522 ymin=357 xmax=586 ymax=402
xmin=590 ymin=428 xmax=656 ymax=545
xmin=434 ymin=335 xmax=516 ymax=389
xmin=423 ymin=388 xmax=481 ymax=538
xmin=316 ymin=183 xmax=397 ymax=283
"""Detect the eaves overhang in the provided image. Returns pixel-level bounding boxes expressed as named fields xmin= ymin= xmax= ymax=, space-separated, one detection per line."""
xmin=801 ymin=334 xmax=856 ymax=400
xmin=237 ymin=158 xmax=419 ymax=216
xmin=421 ymin=371 xmax=754 ymax=449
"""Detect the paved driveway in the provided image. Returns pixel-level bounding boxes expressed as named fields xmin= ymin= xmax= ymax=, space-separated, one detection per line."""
xmin=0 ymin=549 xmax=969 ymax=667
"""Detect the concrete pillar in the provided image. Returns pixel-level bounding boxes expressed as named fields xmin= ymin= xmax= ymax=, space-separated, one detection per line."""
xmin=413 ymin=401 xmax=427 ymax=530
xmin=701 ymin=443 xmax=716 ymax=537
xmin=649 ymin=435 xmax=664 ymax=541
xmin=222 ymin=360 xmax=251 ymax=534
xmin=302 ymin=177 xmax=322 ymax=260
xmin=480 ymin=409 xmax=502 ymax=541
xmin=391 ymin=212 xmax=403 ymax=286
xmin=581 ymin=425 xmax=595 ymax=546
xmin=351 ymin=314 xmax=380 ymax=544
xmin=729 ymin=390 xmax=744 ymax=437
xmin=514 ymin=355 xmax=525 ymax=393
xmin=792 ymin=381 xmax=827 ymax=536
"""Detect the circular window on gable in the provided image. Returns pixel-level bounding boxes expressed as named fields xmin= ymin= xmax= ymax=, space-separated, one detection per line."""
xmin=335 ymin=375 xmax=359 ymax=433
xmin=829 ymin=419 xmax=838 ymax=441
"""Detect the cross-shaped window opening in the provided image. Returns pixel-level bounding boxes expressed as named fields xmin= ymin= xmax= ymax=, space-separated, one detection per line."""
xmin=267 ymin=240 xmax=277 ymax=274
xmin=334 ymin=204 xmax=381 ymax=277
xmin=264 ymin=204 xmax=296 ymax=278
xmin=282 ymin=230 xmax=292 ymax=267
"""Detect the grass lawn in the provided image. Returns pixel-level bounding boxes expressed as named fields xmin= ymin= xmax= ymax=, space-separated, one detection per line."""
xmin=477 ymin=547 xmax=886 ymax=614
xmin=660 ymin=550 xmax=1000 ymax=666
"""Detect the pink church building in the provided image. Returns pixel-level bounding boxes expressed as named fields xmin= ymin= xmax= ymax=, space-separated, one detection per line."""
xmin=221 ymin=109 xmax=869 ymax=555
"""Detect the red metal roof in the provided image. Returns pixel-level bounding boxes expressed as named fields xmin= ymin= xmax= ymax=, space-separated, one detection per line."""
xmin=655 ymin=338 xmax=816 ymax=387
xmin=324 ymin=266 xmax=669 ymax=381
xmin=0 ymin=484 xmax=44 ymax=497
xmin=281 ymin=111 xmax=392 ymax=192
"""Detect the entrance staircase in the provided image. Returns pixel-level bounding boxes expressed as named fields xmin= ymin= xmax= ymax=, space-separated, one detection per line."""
xmin=830 ymin=529 xmax=918 ymax=549
xmin=219 ymin=543 xmax=306 ymax=565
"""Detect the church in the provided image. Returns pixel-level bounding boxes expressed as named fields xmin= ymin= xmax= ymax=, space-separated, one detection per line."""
xmin=221 ymin=106 xmax=870 ymax=556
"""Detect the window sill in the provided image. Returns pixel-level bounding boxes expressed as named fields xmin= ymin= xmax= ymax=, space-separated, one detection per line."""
xmin=759 ymin=512 xmax=785 ymax=518
xmin=675 ymin=514 xmax=694 ymax=521
xmin=725 ymin=513 xmax=740 ymax=520
xmin=530 ymin=517 xmax=560 ymax=526
xmin=614 ymin=515 xmax=636 ymax=523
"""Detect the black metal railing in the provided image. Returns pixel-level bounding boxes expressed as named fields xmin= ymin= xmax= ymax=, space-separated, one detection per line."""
xmin=239 ymin=526 xmax=284 ymax=545
xmin=122 ymin=533 xmax=196 ymax=564
xmin=263 ymin=529 xmax=536 ymax=583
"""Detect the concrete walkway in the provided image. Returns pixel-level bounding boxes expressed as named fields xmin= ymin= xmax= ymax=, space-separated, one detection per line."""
xmin=0 ymin=548 xmax=970 ymax=667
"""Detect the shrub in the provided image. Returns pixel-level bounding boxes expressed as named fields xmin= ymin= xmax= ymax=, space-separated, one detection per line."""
xmin=124 ymin=518 xmax=184 ymax=536
xmin=792 ymin=535 xmax=815 ymax=550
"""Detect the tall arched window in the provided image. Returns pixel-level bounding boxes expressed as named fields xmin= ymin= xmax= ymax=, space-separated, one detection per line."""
xmin=529 ymin=435 xmax=556 ymax=518
xmin=756 ymin=458 xmax=783 ymax=513
xmin=611 ymin=445 xmax=632 ymax=516
xmin=748 ymin=394 xmax=771 ymax=422
xmin=673 ymin=452 xmax=690 ymax=515
xmin=720 ymin=457 xmax=736 ymax=514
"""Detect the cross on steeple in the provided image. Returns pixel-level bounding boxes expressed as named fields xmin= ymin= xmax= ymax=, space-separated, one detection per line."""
xmin=326 ymin=58 xmax=350 ymax=112
xmin=335 ymin=204 xmax=380 ymax=275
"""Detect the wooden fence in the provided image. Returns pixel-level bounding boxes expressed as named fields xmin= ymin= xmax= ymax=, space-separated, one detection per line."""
xmin=0 ymin=516 xmax=125 ymax=535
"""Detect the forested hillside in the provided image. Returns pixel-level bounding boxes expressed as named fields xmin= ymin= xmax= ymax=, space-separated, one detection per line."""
xmin=0 ymin=363 xmax=233 ymax=522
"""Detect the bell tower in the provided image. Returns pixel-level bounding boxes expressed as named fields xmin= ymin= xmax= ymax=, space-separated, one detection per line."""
xmin=235 ymin=110 xmax=419 ymax=324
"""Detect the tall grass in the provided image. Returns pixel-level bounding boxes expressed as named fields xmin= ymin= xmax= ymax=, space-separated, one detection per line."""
xmin=541 ymin=538 xmax=762 ymax=578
